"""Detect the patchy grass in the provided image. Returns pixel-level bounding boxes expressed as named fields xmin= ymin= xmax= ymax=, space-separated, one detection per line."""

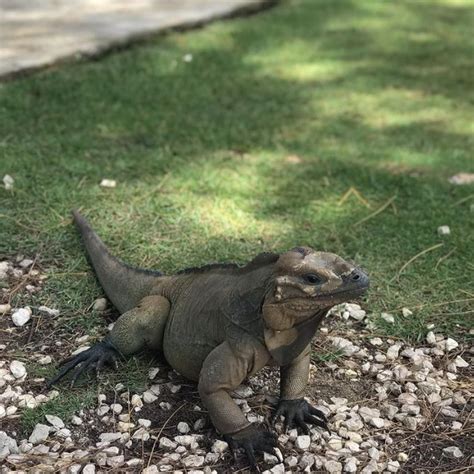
xmin=1 ymin=0 xmax=473 ymax=357
xmin=20 ymin=391 xmax=96 ymax=437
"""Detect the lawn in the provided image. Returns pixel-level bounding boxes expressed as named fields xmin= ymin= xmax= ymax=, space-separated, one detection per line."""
xmin=1 ymin=0 xmax=473 ymax=456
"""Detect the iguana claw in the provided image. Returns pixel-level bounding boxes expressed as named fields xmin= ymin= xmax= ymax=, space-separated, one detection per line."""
xmin=272 ymin=398 xmax=329 ymax=434
xmin=225 ymin=426 xmax=278 ymax=471
xmin=46 ymin=339 xmax=119 ymax=388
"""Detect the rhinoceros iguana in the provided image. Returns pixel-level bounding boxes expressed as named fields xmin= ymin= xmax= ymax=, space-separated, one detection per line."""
xmin=49 ymin=210 xmax=369 ymax=468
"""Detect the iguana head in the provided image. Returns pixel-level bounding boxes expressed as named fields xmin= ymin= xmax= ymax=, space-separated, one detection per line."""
xmin=263 ymin=246 xmax=369 ymax=331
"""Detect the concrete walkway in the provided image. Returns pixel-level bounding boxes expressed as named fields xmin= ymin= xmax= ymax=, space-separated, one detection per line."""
xmin=0 ymin=0 xmax=268 ymax=77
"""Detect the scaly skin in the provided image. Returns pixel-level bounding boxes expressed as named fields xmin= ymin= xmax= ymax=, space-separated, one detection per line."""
xmin=49 ymin=211 xmax=369 ymax=470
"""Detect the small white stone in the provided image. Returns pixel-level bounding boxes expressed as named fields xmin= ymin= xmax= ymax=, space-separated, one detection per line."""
xmin=0 ymin=304 xmax=11 ymax=314
xmin=387 ymin=344 xmax=401 ymax=360
xmin=107 ymin=454 xmax=125 ymax=467
xmin=3 ymin=174 xmax=14 ymax=190
xmin=437 ymin=225 xmax=450 ymax=236
xmin=403 ymin=417 xmax=418 ymax=431
xmin=426 ymin=331 xmax=436 ymax=344
xmin=148 ymin=367 xmax=160 ymax=379
xmin=9 ymin=360 xmax=27 ymax=379
xmin=159 ymin=437 xmax=177 ymax=450
xmin=175 ymin=435 xmax=197 ymax=447
xmin=444 ymin=338 xmax=459 ymax=352
xmin=110 ymin=403 xmax=123 ymax=414
xmin=93 ymin=298 xmax=108 ymax=311
xmin=99 ymin=179 xmax=117 ymax=188
xmin=324 ymin=460 xmax=343 ymax=473
xmin=132 ymin=427 xmax=150 ymax=441
xmin=11 ymin=307 xmax=32 ymax=326
xmin=370 ymin=338 xmax=383 ymax=346
xmin=71 ymin=416 xmax=83 ymax=425
xmin=454 ymin=356 xmax=468 ymax=368
xmin=29 ymin=424 xmax=50 ymax=444
xmin=182 ymin=454 xmax=204 ymax=468
xmin=38 ymin=355 xmax=52 ymax=365
xmin=295 ymin=435 xmax=311 ymax=450
xmin=167 ymin=383 xmax=181 ymax=393
xmin=443 ymin=446 xmax=463 ymax=458
xmin=183 ymin=53 xmax=193 ymax=63
xmin=142 ymin=390 xmax=157 ymax=404
xmin=344 ymin=457 xmax=358 ymax=473
xmin=45 ymin=414 xmax=64 ymax=429
xmin=38 ymin=306 xmax=60 ymax=317
xmin=397 ymin=452 xmax=408 ymax=462
xmin=96 ymin=405 xmax=110 ymax=416
xmin=177 ymin=421 xmax=190 ymax=434
xmin=99 ymin=432 xmax=122 ymax=442
xmin=401 ymin=307 xmax=413 ymax=317
xmin=82 ymin=464 xmax=96 ymax=474
xmin=387 ymin=460 xmax=400 ymax=472
xmin=211 ymin=439 xmax=228 ymax=453
xmin=138 ymin=418 xmax=151 ymax=428
xmin=381 ymin=313 xmax=395 ymax=324
xmin=131 ymin=394 xmax=143 ymax=409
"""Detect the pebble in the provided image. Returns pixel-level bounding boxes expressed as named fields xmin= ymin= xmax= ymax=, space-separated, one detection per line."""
xmin=148 ymin=367 xmax=160 ymax=379
xmin=3 ymin=174 xmax=14 ymax=190
xmin=38 ymin=355 xmax=52 ymax=365
xmin=444 ymin=338 xmax=459 ymax=352
xmin=82 ymin=464 xmax=96 ymax=474
xmin=443 ymin=446 xmax=463 ymax=459
xmin=397 ymin=452 xmax=408 ymax=462
xmin=0 ymin=303 xmax=11 ymax=314
xmin=99 ymin=179 xmax=117 ymax=188
xmin=92 ymin=298 xmax=108 ymax=311
xmin=99 ymin=433 xmax=122 ymax=443
xmin=159 ymin=437 xmax=177 ymax=450
xmin=454 ymin=356 xmax=468 ymax=368
xmin=45 ymin=414 xmax=65 ymax=429
xmin=182 ymin=455 xmax=205 ymax=468
xmin=370 ymin=338 xmax=383 ymax=346
xmin=386 ymin=344 xmax=401 ymax=360
xmin=387 ymin=460 xmax=400 ymax=472
xmin=437 ymin=225 xmax=450 ymax=236
xmin=0 ymin=431 xmax=19 ymax=460
xmin=38 ymin=306 xmax=60 ymax=317
xmin=324 ymin=460 xmax=343 ymax=473
xmin=177 ymin=421 xmax=190 ymax=434
xmin=10 ymin=360 xmax=27 ymax=379
xmin=426 ymin=332 xmax=436 ymax=344
xmin=295 ymin=435 xmax=311 ymax=450
xmin=11 ymin=307 xmax=32 ymax=326
xmin=330 ymin=337 xmax=359 ymax=356
xmin=143 ymin=391 xmax=158 ymax=404
xmin=211 ymin=440 xmax=228 ymax=453
xmin=344 ymin=457 xmax=358 ymax=472
xmin=381 ymin=313 xmax=395 ymax=324
xmin=29 ymin=424 xmax=50 ymax=444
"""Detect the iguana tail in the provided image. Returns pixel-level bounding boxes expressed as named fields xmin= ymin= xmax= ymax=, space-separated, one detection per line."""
xmin=72 ymin=210 xmax=162 ymax=314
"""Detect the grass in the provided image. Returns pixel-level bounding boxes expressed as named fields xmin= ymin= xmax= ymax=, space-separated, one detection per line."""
xmin=1 ymin=0 xmax=473 ymax=423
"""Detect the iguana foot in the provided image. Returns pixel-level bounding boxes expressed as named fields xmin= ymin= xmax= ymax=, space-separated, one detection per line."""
xmin=225 ymin=426 xmax=278 ymax=471
xmin=272 ymin=398 xmax=329 ymax=433
xmin=46 ymin=339 xmax=119 ymax=388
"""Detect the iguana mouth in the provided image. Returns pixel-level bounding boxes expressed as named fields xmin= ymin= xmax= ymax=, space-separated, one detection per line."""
xmin=314 ymin=285 xmax=369 ymax=301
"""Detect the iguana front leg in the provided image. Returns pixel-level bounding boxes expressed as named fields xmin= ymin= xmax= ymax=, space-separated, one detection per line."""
xmin=48 ymin=295 xmax=170 ymax=387
xmin=198 ymin=340 xmax=277 ymax=469
xmin=273 ymin=344 xmax=328 ymax=432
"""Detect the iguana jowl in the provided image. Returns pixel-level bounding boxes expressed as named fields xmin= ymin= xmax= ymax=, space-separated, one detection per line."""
xmin=49 ymin=211 xmax=369 ymax=467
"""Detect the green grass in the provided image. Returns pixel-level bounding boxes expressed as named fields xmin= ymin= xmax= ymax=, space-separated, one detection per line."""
xmin=20 ymin=391 xmax=96 ymax=437
xmin=1 ymin=0 xmax=474 ymax=352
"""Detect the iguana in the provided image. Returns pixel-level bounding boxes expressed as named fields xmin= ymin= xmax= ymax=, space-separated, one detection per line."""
xmin=49 ymin=210 xmax=369 ymax=468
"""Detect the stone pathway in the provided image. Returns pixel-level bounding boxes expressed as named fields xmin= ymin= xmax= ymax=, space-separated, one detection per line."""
xmin=0 ymin=0 xmax=268 ymax=77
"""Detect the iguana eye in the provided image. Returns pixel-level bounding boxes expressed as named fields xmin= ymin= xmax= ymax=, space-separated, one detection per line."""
xmin=304 ymin=273 xmax=322 ymax=285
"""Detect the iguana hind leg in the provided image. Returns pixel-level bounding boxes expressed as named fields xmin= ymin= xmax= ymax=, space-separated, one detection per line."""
xmin=109 ymin=295 xmax=170 ymax=355
xmin=48 ymin=295 xmax=170 ymax=387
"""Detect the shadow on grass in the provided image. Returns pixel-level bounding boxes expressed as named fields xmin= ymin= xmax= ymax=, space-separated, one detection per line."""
xmin=1 ymin=0 xmax=473 ymax=340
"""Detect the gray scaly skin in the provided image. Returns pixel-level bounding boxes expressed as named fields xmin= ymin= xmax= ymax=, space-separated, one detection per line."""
xmin=49 ymin=210 xmax=370 ymax=469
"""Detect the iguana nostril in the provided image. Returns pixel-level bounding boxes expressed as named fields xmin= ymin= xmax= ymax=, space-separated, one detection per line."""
xmin=352 ymin=272 xmax=361 ymax=281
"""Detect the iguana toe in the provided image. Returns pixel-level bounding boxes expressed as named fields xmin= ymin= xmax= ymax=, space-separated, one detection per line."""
xmin=225 ymin=427 xmax=278 ymax=471
xmin=273 ymin=398 xmax=329 ymax=433
xmin=47 ymin=340 xmax=119 ymax=388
